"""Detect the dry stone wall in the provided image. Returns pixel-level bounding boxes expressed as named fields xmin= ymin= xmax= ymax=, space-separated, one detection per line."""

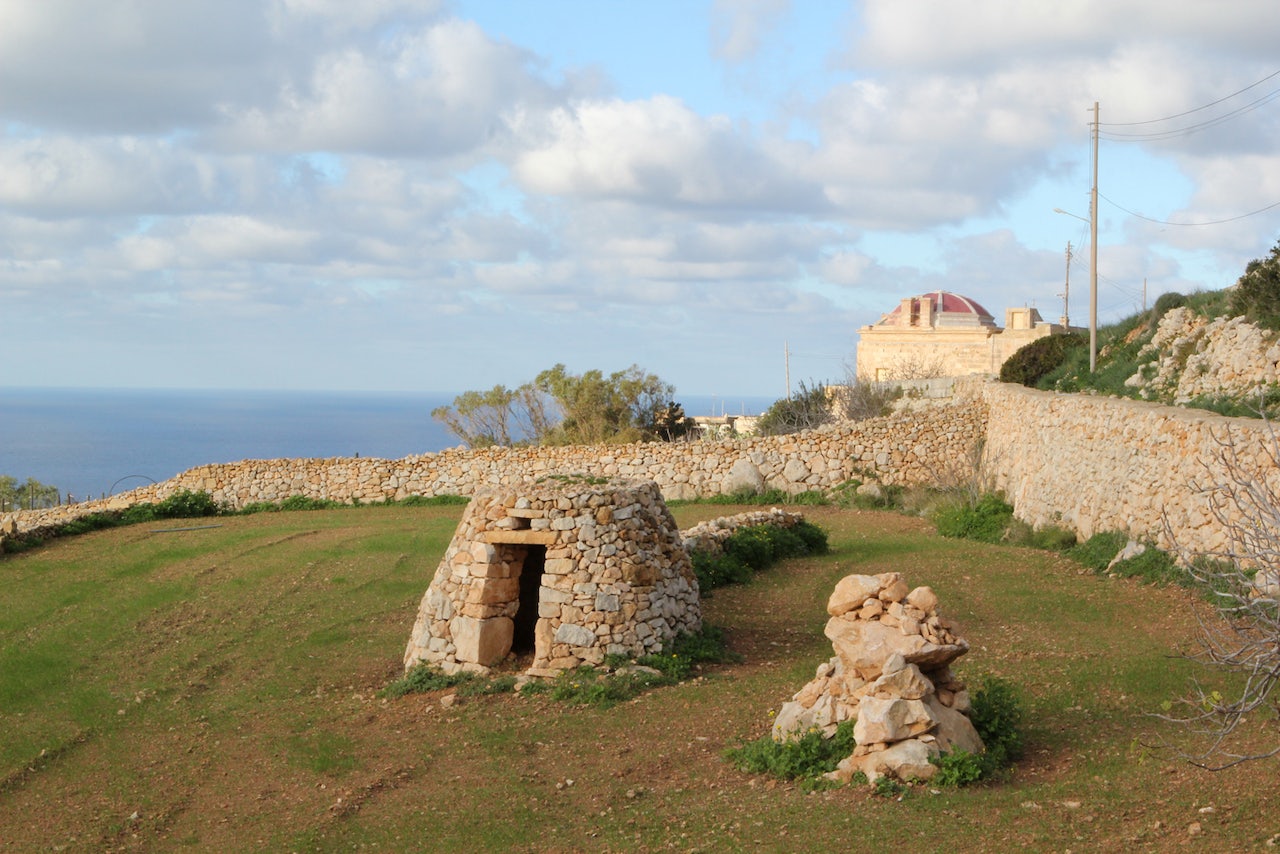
xmin=2 ymin=400 xmax=986 ymax=539
xmin=977 ymin=381 xmax=1280 ymax=554
xmin=6 ymin=380 xmax=1278 ymax=563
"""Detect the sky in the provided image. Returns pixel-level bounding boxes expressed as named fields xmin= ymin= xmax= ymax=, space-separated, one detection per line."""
xmin=3 ymin=0 xmax=1280 ymax=402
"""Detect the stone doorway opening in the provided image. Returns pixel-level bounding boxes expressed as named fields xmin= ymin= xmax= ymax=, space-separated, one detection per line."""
xmin=512 ymin=544 xmax=545 ymax=655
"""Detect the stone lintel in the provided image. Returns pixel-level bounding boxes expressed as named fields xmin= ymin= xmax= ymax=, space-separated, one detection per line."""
xmin=479 ymin=530 xmax=558 ymax=545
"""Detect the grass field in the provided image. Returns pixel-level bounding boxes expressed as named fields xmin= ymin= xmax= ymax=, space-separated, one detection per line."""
xmin=2 ymin=503 xmax=1278 ymax=851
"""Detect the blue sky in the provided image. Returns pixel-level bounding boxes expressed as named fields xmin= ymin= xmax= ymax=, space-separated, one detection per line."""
xmin=2 ymin=0 xmax=1279 ymax=399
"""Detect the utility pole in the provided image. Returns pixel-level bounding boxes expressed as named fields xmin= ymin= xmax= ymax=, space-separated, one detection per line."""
xmin=784 ymin=341 xmax=792 ymax=401
xmin=1089 ymin=100 xmax=1099 ymax=373
xmin=1143 ymin=277 xmax=1148 ymax=312
xmin=1059 ymin=241 xmax=1072 ymax=327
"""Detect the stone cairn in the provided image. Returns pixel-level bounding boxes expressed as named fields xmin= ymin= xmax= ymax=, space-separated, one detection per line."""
xmin=772 ymin=571 xmax=983 ymax=784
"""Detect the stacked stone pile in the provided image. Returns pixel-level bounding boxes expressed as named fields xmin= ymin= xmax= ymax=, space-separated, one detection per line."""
xmin=772 ymin=572 xmax=982 ymax=784
xmin=679 ymin=508 xmax=804 ymax=555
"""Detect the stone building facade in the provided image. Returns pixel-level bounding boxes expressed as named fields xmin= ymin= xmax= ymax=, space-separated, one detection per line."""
xmin=856 ymin=290 xmax=1075 ymax=379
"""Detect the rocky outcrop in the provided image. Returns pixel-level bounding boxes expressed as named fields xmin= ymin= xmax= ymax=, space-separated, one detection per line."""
xmin=1125 ymin=307 xmax=1280 ymax=404
xmin=772 ymin=572 xmax=981 ymax=784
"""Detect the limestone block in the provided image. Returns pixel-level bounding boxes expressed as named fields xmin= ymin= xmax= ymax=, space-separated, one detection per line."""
xmin=827 ymin=574 xmax=882 ymax=617
xmin=905 ymin=586 xmax=939 ymax=613
xmin=451 ymin=616 xmax=513 ymax=666
xmin=825 ymin=617 xmax=968 ymax=678
xmin=782 ymin=458 xmax=810 ymax=483
xmin=722 ymin=459 xmax=765 ymax=495
xmin=877 ymin=573 xmax=909 ymax=603
xmin=871 ymin=663 xmax=933 ymax=700
xmin=853 ymin=696 xmax=937 ymax=745
xmin=852 ymin=738 xmax=939 ymax=783
xmin=924 ymin=695 xmax=983 ymax=755
xmin=554 ymin=622 xmax=596 ymax=648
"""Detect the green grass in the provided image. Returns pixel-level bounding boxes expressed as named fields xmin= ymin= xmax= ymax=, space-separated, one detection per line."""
xmin=1 ymin=504 xmax=1276 ymax=851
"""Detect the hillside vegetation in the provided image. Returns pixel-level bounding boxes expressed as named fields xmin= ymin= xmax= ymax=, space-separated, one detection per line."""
xmin=1002 ymin=238 xmax=1280 ymax=418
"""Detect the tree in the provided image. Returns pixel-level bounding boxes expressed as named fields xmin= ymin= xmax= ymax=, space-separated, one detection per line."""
xmin=433 ymin=364 xmax=682 ymax=448
xmin=755 ymin=381 xmax=835 ymax=436
xmin=1229 ymin=238 xmax=1280 ymax=330
xmin=1159 ymin=418 xmax=1280 ymax=768
xmin=0 ymin=475 xmax=60 ymax=511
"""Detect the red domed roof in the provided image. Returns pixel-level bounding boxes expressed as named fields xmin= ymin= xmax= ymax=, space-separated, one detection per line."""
xmin=880 ymin=290 xmax=997 ymax=328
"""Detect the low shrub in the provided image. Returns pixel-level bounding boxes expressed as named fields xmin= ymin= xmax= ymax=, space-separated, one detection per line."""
xmin=999 ymin=333 xmax=1086 ymax=388
xmin=967 ymin=675 xmax=1025 ymax=779
xmin=691 ymin=551 xmax=754 ymax=589
xmin=1004 ymin=520 xmax=1077 ymax=551
xmin=379 ymin=665 xmax=475 ymax=698
xmin=724 ymin=720 xmax=856 ymax=785
xmin=397 ymin=494 xmax=471 ymax=506
xmin=1066 ymin=530 xmax=1128 ymax=571
xmin=673 ymin=487 xmax=829 ymax=507
xmin=1109 ymin=546 xmax=1185 ymax=586
xmin=549 ymin=625 xmax=737 ymax=707
xmin=693 ymin=521 xmax=829 ymax=591
xmin=932 ymin=494 xmax=1013 ymax=543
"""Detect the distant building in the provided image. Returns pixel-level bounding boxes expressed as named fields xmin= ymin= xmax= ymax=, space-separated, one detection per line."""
xmin=856 ymin=290 xmax=1075 ymax=380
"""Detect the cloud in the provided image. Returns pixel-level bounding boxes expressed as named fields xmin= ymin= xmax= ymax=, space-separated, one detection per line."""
xmin=511 ymin=95 xmax=823 ymax=212
xmin=711 ymin=0 xmax=791 ymax=63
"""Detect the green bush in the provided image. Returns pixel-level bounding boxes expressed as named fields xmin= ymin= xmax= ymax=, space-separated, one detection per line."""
xmin=1109 ymin=546 xmax=1185 ymax=586
xmin=1151 ymin=291 xmax=1186 ymax=323
xmin=1004 ymin=520 xmax=1077 ymax=551
xmin=999 ymin=333 xmax=1086 ymax=387
xmin=691 ymin=551 xmax=754 ymax=589
xmin=932 ymin=494 xmax=1013 ymax=543
xmin=693 ymin=522 xmax=829 ymax=590
xmin=967 ymin=676 xmax=1025 ymax=779
xmin=1229 ymin=239 xmax=1280 ymax=330
xmin=1066 ymin=530 xmax=1128 ymax=572
xmin=674 ymin=487 xmax=829 ymax=507
xmin=549 ymin=625 xmax=737 ymax=707
xmin=725 ymin=720 xmax=855 ymax=784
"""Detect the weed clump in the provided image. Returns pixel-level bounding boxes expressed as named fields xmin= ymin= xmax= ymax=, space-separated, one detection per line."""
xmin=932 ymin=494 xmax=1014 ymax=543
xmin=725 ymin=721 xmax=856 ymax=786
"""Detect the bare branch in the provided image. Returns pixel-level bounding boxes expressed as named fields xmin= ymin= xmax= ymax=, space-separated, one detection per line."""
xmin=1159 ymin=412 xmax=1280 ymax=768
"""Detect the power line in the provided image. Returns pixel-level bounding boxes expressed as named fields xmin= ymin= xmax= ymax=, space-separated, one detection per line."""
xmin=1101 ymin=67 xmax=1280 ymax=127
xmin=1100 ymin=191 xmax=1280 ymax=226
xmin=1099 ymin=86 xmax=1280 ymax=141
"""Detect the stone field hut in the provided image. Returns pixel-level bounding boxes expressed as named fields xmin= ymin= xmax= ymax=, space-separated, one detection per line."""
xmin=403 ymin=477 xmax=701 ymax=676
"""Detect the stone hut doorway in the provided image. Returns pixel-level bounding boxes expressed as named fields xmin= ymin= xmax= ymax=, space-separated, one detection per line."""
xmin=512 ymin=544 xmax=546 ymax=655
xmin=403 ymin=478 xmax=702 ymax=677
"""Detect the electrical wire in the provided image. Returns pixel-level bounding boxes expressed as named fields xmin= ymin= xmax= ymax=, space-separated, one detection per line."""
xmin=1100 ymin=191 xmax=1280 ymax=226
xmin=1099 ymin=86 xmax=1280 ymax=141
xmin=1102 ymin=68 xmax=1280 ymax=127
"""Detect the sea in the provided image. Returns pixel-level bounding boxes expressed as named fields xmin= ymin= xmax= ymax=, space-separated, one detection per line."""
xmin=0 ymin=387 xmax=773 ymax=502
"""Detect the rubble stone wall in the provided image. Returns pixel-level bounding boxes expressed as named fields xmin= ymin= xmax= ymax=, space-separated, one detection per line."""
xmin=977 ymin=381 xmax=1280 ymax=554
xmin=3 ymin=400 xmax=987 ymax=537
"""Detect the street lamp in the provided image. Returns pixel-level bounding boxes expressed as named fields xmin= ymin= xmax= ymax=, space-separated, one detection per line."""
xmin=1053 ymin=206 xmax=1098 ymax=372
